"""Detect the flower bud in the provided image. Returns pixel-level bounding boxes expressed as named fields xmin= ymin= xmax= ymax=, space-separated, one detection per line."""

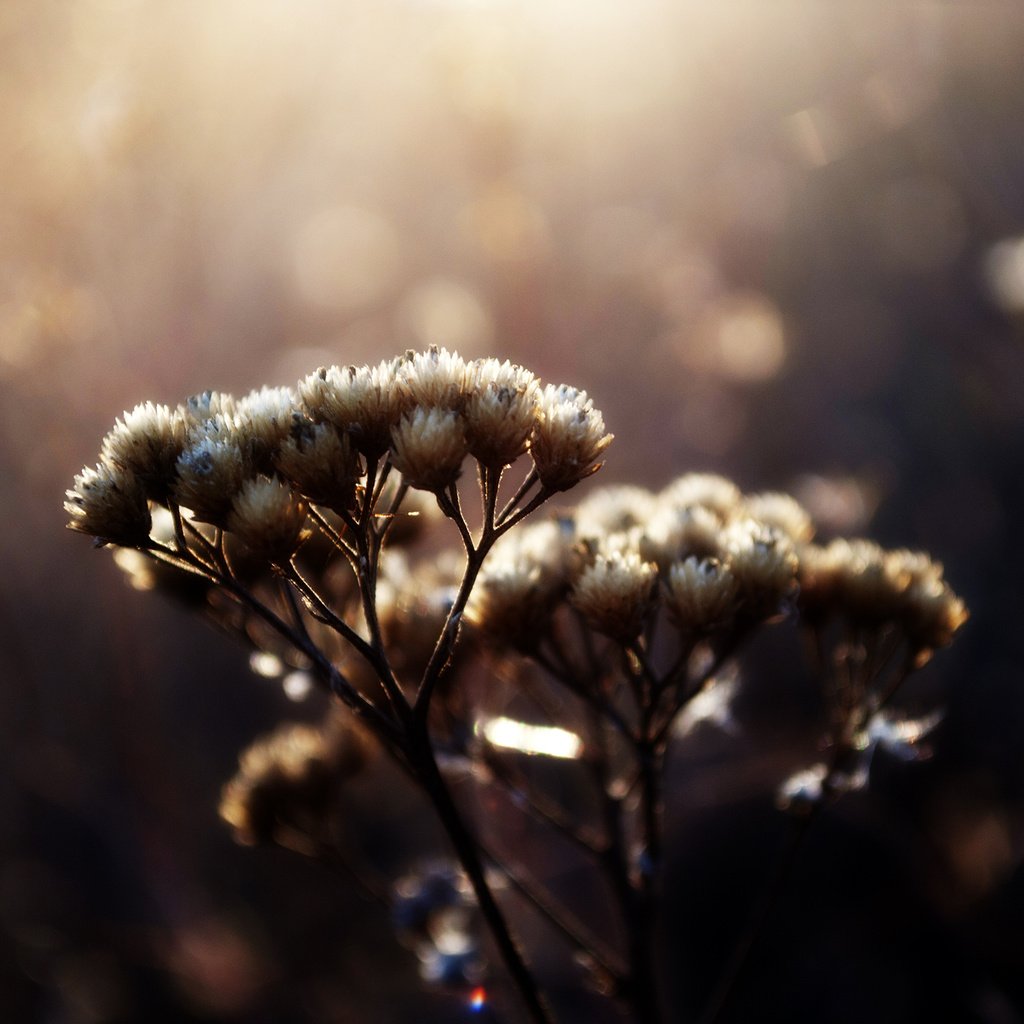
xmin=531 ymin=384 xmax=612 ymax=491
xmin=570 ymin=549 xmax=657 ymax=642
xmin=227 ymin=476 xmax=308 ymax=561
xmin=276 ymin=415 xmax=361 ymax=514
xmin=299 ymin=360 xmax=406 ymax=458
xmin=100 ymin=402 xmax=188 ymax=504
xmin=65 ymin=461 xmax=152 ymax=547
xmin=390 ymin=407 xmax=468 ymax=492
xmin=397 ymin=346 xmax=468 ymax=410
xmin=463 ymin=358 xmax=539 ymax=467
xmin=665 ymin=556 xmax=740 ymax=632
xmin=174 ymin=435 xmax=247 ymax=526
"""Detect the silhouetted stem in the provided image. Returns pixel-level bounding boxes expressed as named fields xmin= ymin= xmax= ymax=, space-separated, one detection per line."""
xmin=408 ymin=723 xmax=556 ymax=1024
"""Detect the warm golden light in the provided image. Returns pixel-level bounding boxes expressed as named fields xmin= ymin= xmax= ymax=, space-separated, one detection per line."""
xmin=478 ymin=717 xmax=583 ymax=759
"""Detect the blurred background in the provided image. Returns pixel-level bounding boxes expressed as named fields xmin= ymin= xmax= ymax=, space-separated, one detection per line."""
xmin=3 ymin=0 xmax=1024 ymax=1020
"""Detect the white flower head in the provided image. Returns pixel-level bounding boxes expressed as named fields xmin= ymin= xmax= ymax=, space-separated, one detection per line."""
xmin=276 ymin=416 xmax=361 ymax=513
xmin=299 ymin=360 xmax=405 ymax=458
xmin=659 ymin=473 xmax=742 ymax=519
xmin=100 ymin=402 xmax=188 ymax=503
xmin=721 ymin=518 xmax=798 ymax=616
xmin=397 ymin=346 xmax=468 ymax=410
xmin=743 ymin=491 xmax=814 ymax=544
xmin=665 ymin=556 xmax=740 ymax=632
xmin=65 ymin=461 xmax=152 ymax=547
xmin=390 ymin=406 xmax=468 ymax=492
xmin=531 ymin=384 xmax=613 ymax=492
xmin=174 ymin=435 xmax=247 ymax=526
xmin=570 ymin=549 xmax=657 ymax=641
xmin=227 ymin=476 xmax=308 ymax=561
xmin=463 ymin=358 xmax=539 ymax=467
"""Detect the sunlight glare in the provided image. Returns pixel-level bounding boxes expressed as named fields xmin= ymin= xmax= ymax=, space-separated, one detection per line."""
xmin=478 ymin=717 xmax=583 ymax=759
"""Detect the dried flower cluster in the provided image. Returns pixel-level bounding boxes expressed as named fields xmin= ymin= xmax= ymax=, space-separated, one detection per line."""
xmin=66 ymin=346 xmax=610 ymax=555
xmin=67 ymin=348 xmax=966 ymax=1024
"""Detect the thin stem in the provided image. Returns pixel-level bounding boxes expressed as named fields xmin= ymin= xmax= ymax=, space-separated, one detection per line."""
xmin=481 ymin=751 xmax=605 ymax=858
xmin=408 ymin=724 xmax=556 ymax=1024
xmin=306 ymin=506 xmax=359 ymax=568
xmin=207 ymin=565 xmax=400 ymax=743
xmin=499 ymin=486 xmax=555 ymax=534
xmin=479 ymin=839 xmax=626 ymax=985
xmin=496 ymin=466 xmax=540 ymax=527
xmin=283 ymin=563 xmax=380 ymax=671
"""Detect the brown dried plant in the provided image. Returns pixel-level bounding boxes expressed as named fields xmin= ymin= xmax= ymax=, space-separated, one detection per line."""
xmin=67 ymin=346 xmax=966 ymax=1024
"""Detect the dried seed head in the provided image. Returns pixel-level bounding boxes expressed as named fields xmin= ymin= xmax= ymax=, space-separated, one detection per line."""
xmin=902 ymin=559 xmax=968 ymax=653
xmin=299 ymin=360 xmax=405 ymax=458
xmin=390 ymin=407 xmax=468 ymax=492
xmin=795 ymin=541 xmax=847 ymax=620
xmin=659 ymin=473 xmax=743 ymax=519
xmin=227 ymin=476 xmax=308 ymax=561
xmin=65 ymin=461 xmax=152 ymax=547
xmin=174 ymin=435 xmax=248 ymax=526
xmin=531 ymin=384 xmax=613 ymax=491
xmin=467 ymin=519 xmax=573 ymax=648
xmin=639 ymin=503 xmax=722 ymax=569
xmin=574 ymin=485 xmax=658 ymax=541
xmin=397 ymin=346 xmax=469 ymax=410
xmin=744 ymin=491 xmax=815 ymax=544
xmin=276 ymin=415 xmax=361 ymax=514
xmin=232 ymin=386 xmax=298 ymax=473
xmin=183 ymin=390 xmax=237 ymax=424
xmin=219 ymin=717 xmax=369 ymax=847
xmin=721 ymin=518 xmax=799 ymax=616
xmin=463 ymin=358 xmax=539 ymax=467
xmin=798 ymin=540 xmax=968 ymax=649
xmin=665 ymin=556 xmax=740 ymax=633
xmin=570 ymin=549 xmax=657 ymax=642
xmin=811 ymin=538 xmax=905 ymax=622
xmin=100 ymin=402 xmax=188 ymax=503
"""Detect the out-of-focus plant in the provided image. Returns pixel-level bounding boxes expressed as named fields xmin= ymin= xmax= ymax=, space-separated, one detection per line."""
xmin=66 ymin=346 xmax=966 ymax=1024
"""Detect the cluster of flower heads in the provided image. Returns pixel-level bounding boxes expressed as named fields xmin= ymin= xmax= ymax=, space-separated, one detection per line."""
xmin=65 ymin=346 xmax=612 ymax=558
xmin=466 ymin=472 xmax=967 ymax=662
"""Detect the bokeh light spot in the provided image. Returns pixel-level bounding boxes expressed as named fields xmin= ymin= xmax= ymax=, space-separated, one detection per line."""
xmin=399 ymin=278 xmax=494 ymax=354
xmin=713 ymin=294 xmax=787 ymax=383
xmin=291 ymin=205 xmax=401 ymax=312
xmin=985 ymin=235 xmax=1024 ymax=313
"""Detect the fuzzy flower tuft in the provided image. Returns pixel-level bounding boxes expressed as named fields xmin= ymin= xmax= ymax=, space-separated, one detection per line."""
xmin=658 ymin=473 xmax=743 ymax=519
xmin=65 ymin=462 xmax=152 ymax=547
xmin=100 ymin=402 xmax=188 ymax=504
xmin=227 ymin=476 xmax=309 ymax=561
xmin=720 ymin=518 xmax=799 ymax=617
xmin=463 ymin=358 xmax=539 ymax=467
xmin=397 ymin=346 xmax=469 ymax=410
xmin=220 ymin=717 xmax=369 ymax=847
xmin=569 ymin=549 xmax=658 ymax=642
xmin=299 ymin=360 xmax=405 ymax=458
xmin=467 ymin=519 xmax=574 ymax=648
xmin=530 ymin=384 xmax=613 ymax=491
xmin=743 ymin=491 xmax=814 ymax=543
xmin=276 ymin=415 xmax=361 ymax=514
xmin=232 ymin=386 xmax=298 ymax=473
xmin=665 ymin=556 xmax=740 ymax=633
xmin=174 ymin=435 xmax=248 ymax=526
xmin=390 ymin=407 xmax=468 ymax=492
